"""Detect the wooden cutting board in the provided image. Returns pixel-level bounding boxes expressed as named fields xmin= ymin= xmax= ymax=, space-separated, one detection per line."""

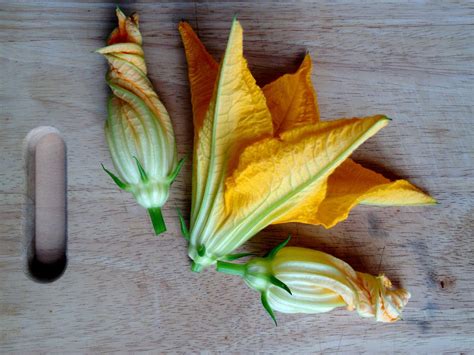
xmin=1 ymin=1 xmax=473 ymax=352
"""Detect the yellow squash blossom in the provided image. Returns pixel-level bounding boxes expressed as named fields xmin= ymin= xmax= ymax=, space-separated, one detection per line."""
xmin=262 ymin=55 xmax=436 ymax=228
xmin=179 ymin=19 xmax=435 ymax=271
xmin=217 ymin=238 xmax=410 ymax=324
xmin=98 ymin=8 xmax=183 ymax=235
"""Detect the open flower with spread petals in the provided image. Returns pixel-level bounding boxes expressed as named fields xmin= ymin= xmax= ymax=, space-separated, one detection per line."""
xmin=217 ymin=238 xmax=410 ymax=325
xmin=178 ymin=19 xmax=435 ymax=270
xmin=97 ymin=8 xmax=183 ymax=235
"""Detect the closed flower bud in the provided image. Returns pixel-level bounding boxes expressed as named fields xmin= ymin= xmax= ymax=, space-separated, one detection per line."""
xmin=217 ymin=238 xmax=410 ymax=325
xmin=97 ymin=8 xmax=183 ymax=235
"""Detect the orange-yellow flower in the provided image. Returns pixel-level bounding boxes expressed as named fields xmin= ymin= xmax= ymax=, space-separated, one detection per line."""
xmin=179 ymin=19 xmax=435 ymax=270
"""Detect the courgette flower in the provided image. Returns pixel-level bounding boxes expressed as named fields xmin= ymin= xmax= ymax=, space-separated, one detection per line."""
xmin=179 ymin=19 xmax=434 ymax=270
xmin=97 ymin=8 xmax=183 ymax=235
xmin=217 ymin=238 xmax=410 ymax=325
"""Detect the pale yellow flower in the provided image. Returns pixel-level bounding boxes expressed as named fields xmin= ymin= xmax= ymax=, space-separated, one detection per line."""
xmin=217 ymin=240 xmax=410 ymax=324
xmin=97 ymin=8 xmax=183 ymax=235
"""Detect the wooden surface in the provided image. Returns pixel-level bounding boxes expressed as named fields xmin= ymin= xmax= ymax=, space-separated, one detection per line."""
xmin=1 ymin=1 xmax=473 ymax=352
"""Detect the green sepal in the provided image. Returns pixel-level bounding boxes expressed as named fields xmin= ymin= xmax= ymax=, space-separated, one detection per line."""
xmin=167 ymin=156 xmax=186 ymax=185
xmin=197 ymin=245 xmax=206 ymax=257
xmin=265 ymin=236 xmax=291 ymax=259
xmin=102 ymin=164 xmax=129 ymax=191
xmin=148 ymin=207 xmax=166 ymax=235
xmin=261 ymin=292 xmax=277 ymax=326
xmin=222 ymin=252 xmax=255 ymax=261
xmin=192 ymin=245 xmax=207 ymax=272
xmin=133 ymin=156 xmax=148 ymax=182
xmin=269 ymin=275 xmax=292 ymax=295
xmin=177 ymin=208 xmax=190 ymax=241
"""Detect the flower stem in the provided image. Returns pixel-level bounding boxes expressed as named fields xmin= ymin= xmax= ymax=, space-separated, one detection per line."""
xmin=148 ymin=207 xmax=166 ymax=235
xmin=216 ymin=261 xmax=246 ymax=277
xmin=191 ymin=261 xmax=204 ymax=273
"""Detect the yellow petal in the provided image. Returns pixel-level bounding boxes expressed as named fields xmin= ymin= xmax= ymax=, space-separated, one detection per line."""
xmin=107 ymin=8 xmax=142 ymax=45
xmin=188 ymin=19 xmax=273 ymax=235
xmin=178 ymin=28 xmax=320 ymax=135
xmin=96 ymin=43 xmax=144 ymax=56
xmin=217 ymin=243 xmax=410 ymax=322
xmin=356 ymin=273 xmax=411 ymax=322
xmin=103 ymin=54 xmax=176 ymax=165
xmin=222 ymin=116 xmax=389 ymax=247
xmin=101 ymin=8 xmax=179 ymax=235
xmin=273 ymin=180 xmax=328 ymax=225
xmin=104 ymin=54 xmax=152 ymax=94
xmin=111 ymin=53 xmax=147 ymax=74
xmin=179 ymin=22 xmax=219 ymax=132
xmin=105 ymin=97 xmax=140 ymax=183
xmin=269 ymin=247 xmax=410 ymax=322
xmin=271 ymin=246 xmax=360 ymax=313
xmin=277 ymin=158 xmax=436 ymax=228
xmin=109 ymin=84 xmax=165 ymax=177
xmin=124 ymin=12 xmax=142 ymax=45
xmin=360 ymin=179 xmax=437 ymax=206
xmin=262 ymin=54 xmax=319 ymax=133
xmin=179 ymin=22 xmax=221 ymax=226
xmin=262 ymin=53 xmax=434 ymax=227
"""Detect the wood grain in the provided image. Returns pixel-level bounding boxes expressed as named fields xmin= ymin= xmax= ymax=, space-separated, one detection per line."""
xmin=1 ymin=1 xmax=473 ymax=352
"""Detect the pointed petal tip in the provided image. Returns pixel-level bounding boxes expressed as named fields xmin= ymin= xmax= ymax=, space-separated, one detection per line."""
xmin=417 ymin=194 xmax=438 ymax=205
xmin=231 ymin=15 xmax=241 ymax=29
xmin=178 ymin=21 xmax=197 ymax=39
xmin=429 ymin=197 xmax=439 ymax=205
xmin=418 ymin=190 xmax=438 ymax=205
xmin=375 ymin=115 xmax=391 ymax=128
xmin=114 ymin=6 xmax=122 ymax=19
xmin=300 ymin=52 xmax=313 ymax=68
xmin=115 ymin=6 xmax=127 ymax=21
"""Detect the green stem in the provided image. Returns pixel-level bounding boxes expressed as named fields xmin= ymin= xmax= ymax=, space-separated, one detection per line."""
xmin=148 ymin=207 xmax=166 ymax=235
xmin=191 ymin=261 xmax=204 ymax=273
xmin=216 ymin=261 xmax=246 ymax=277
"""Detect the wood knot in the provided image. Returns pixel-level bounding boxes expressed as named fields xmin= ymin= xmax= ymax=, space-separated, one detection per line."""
xmin=430 ymin=272 xmax=456 ymax=291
